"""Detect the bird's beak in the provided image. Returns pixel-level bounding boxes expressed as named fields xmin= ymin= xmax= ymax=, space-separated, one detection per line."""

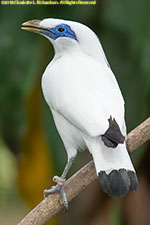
xmin=22 ymin=19 xmax=54 ymax=39
xmin=21 ymin=20 xmax=42 ymax=33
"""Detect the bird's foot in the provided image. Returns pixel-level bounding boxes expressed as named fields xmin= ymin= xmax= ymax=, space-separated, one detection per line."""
xmin=43 ymin=176 xmax=68 ymax=211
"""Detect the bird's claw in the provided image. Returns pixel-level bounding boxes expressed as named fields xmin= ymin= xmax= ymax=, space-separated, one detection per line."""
xmin=43 ymin=184 xmax=60 ymax=198
xmin=60 ymin=186 xmax=68 ymax=211
xmin=43 ymin=176 xmax=68 ymax=211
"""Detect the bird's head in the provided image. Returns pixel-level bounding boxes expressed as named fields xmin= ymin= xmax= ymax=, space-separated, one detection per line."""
xmin=22 ymin=19 xmax=78 ymax=41
xmin=22 ymin=18 xmax=107 ymax=62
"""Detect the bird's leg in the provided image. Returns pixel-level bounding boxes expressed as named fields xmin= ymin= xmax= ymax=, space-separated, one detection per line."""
xmin=43 ymin=156 xmax=76 ymax=210
xmin=60 ymin=156 xmax=76 ymax=179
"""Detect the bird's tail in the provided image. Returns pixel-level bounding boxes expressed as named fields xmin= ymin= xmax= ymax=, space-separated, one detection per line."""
xmin=87 ymin=139 xmax=138 ymax=198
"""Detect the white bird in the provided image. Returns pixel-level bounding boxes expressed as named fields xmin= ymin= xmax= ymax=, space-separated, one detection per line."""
xmin=22 ymin=18 xmax=138 ymax=209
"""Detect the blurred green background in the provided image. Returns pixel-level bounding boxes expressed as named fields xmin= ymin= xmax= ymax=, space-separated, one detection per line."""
xmin=0 ymin=1 xmax=150 ymax=225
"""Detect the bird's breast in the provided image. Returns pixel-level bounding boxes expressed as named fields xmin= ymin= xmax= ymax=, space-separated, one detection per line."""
xmin=41 ymin=53 xmax=98 ymax=110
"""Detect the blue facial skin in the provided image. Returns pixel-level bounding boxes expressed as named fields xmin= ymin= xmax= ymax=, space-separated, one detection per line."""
xmin=40 ymin=24 xmax=78 ymax=41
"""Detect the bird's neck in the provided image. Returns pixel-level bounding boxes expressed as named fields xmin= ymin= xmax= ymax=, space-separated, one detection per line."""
xmin=52 ymin=38 xmax=109 ymax=67
xmin=52 ymin=38 xmax=80 ymax=58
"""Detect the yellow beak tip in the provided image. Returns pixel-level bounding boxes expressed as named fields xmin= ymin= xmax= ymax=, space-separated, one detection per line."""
xmin=21 ymin=20 xmax=41 ymax=33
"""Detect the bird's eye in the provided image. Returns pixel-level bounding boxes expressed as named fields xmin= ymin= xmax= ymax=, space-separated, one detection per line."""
xmin=57 ymin=27 xmax=65 ymax=32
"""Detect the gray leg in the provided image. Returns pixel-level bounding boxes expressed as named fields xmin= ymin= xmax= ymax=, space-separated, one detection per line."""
xmin=61 ymin=156 xmax=75 ymax=179
xmin=43 ymin=156 xmax=76 ymax=210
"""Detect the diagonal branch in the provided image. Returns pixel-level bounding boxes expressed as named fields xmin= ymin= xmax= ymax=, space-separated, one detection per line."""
xmin=17 ymin=117 xmax=150 ymax=225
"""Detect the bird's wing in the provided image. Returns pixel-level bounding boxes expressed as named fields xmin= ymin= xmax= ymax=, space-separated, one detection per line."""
xmin=57 ymin=89 xmax=124 ymax=137
xmin=57 ymin=92 xmax=108 ymax=137
xmin=53 ymin=60 xmax=125 ymax=138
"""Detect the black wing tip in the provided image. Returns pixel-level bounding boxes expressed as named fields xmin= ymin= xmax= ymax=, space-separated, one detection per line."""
xmin=99 ymin=169 xmax=138 ymax=198
xmin=101 ymin=116 xmax=125 ymax=148
xmin=101 ymin=135 xmax=118 ymax=148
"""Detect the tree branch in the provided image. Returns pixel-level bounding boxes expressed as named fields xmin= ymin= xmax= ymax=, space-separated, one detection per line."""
xmin=17 ymin=117 xmax=150 ymax=225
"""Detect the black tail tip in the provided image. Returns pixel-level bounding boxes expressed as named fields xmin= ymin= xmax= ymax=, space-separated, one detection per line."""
xmin=99 ymin=169 xmax=138 ymax=198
